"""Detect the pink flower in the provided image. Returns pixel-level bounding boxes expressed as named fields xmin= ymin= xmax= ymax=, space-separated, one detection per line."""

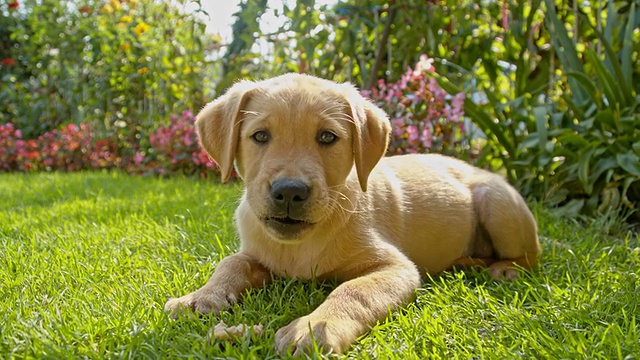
xmin=445 ymin=92 xmax=466 ymax=122
xmin=421 ymin=126 xmax=432 ymax=149
xmin=452 ymin=92 xmax=465 ymax=109
xmin=182 ymin=134 xmax=193 ymax=146
xmin=406 ymin=125 xmax=419 ymax=144
xmin=133 ymin=152 xmax=145 ymax=165
xmin=391 ymin=118 xmax=405 ymax=137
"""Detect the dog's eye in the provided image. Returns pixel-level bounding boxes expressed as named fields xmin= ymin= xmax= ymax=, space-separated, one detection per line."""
xmin=317 ymin=131 xmax=338 ymax=145
xmin=251 ymin=130 xmax=270 ymax=144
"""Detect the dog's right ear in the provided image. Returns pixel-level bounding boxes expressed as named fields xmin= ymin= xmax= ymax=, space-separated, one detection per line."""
xmin=196 ymin=80 xmax=256 ymax=182
xmin=349 ymin=98 xmax=391 ymax=192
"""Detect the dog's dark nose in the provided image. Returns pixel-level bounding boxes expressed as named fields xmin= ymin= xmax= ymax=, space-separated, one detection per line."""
xmin=270 ymin=179 xmax=310 ymax=207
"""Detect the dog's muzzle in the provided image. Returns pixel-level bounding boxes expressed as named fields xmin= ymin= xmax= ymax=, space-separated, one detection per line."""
xmin=265 ymin=178 xmax=313 ymax=238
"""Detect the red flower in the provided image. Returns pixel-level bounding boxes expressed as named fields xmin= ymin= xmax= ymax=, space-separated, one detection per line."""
xmin=8 ymin=1 xmax=19 ymax=9
xmin=1 ymin=58 xmax=15 ymax=67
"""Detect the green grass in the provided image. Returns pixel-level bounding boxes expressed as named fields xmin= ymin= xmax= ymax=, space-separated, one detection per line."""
xmin=1 ymin=172 xmax=638 ymax=359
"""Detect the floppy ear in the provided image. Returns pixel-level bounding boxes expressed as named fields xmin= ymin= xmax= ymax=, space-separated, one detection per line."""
xmin=195 ymin=80 xmax=256 ymax=182
xmin=349 ymin=96 xmax=391 ymax=192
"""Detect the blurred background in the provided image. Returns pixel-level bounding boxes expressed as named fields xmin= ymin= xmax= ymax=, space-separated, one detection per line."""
xmin=1 ymin=0 xmax=639 ymax=221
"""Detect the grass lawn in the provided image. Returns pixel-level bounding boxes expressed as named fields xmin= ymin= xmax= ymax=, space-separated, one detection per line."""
xmin=1 ymin=171 xmax=638 ymax=359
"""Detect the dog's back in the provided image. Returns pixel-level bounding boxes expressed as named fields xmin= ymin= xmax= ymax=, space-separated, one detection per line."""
xmin=361 ymin=153 xmax=540 ymax=277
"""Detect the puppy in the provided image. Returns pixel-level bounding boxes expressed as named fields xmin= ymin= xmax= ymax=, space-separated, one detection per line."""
xmin=165 ymin=73 xmax=541 ymax=355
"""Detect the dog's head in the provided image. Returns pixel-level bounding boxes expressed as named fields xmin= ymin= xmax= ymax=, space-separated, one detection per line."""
xmin=196 ymin=74 xmax=390 ymax=241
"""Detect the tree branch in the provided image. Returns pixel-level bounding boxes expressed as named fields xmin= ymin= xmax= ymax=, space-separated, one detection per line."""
xmin=364 ymin=2 xmax=397 ymax=90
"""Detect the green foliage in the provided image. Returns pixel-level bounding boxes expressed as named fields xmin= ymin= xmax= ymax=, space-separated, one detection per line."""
xmin=215 ymin=0 xmax=268 ymax=94
xmin=0 ymin=0 xmax=210 ymax=139
xmin=432 ymin=0 xmax=553 ymax=184
xmin=515 ymin=0 xmax=639 ymax=220
xmin=1 ymin=172 xmax=638 ymax=357
xmin=224 ymin=0 xmax=555 ymax=179
xmin=434 ymin=0 xmax=639 ymax=221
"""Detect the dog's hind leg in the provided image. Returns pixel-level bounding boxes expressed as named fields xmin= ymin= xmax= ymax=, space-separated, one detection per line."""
xmin=470 ymin=178 xmax=541 ymax=281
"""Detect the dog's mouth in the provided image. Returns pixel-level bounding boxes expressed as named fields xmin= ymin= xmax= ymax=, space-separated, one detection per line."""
xmin=264 ymin=216 xmax=314 ymax=238
xmin=267 ymin=216 xmax=309 ymax=225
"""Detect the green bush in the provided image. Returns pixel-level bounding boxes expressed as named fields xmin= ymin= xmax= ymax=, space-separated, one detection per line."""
xmin=435 ymin=0 xmax=639 ymax=223
xmin=516 ymin=0 xmax=639 ymax=220
xmin=0 ymin=0 xmax=211 ymax=139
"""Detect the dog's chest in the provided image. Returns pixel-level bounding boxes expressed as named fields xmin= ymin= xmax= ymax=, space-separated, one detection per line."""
xmin=247 ymin=239 xmax=339 ymax=280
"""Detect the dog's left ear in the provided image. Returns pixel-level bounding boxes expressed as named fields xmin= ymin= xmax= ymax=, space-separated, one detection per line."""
xmin=348 ymin=94 xmax=391 ymax=192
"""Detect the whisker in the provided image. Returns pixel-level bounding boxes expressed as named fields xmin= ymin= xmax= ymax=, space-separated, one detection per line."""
xmin=326 ymin=188 xmax=364 ymax=216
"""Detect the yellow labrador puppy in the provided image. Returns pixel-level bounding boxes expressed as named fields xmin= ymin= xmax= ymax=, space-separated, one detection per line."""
xmin=165 ymin=73 xmax=541 ymax=355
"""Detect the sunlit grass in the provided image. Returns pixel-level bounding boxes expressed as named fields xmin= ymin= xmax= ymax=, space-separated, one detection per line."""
xmin=1 ymin=172 xmax=638 ymax=358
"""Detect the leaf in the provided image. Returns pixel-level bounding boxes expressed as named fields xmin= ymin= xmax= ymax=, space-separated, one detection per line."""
xmin=533 ymin=106 xmax=548 ymax=155
xmin=544 ymin=0 xmax=587 ymax=104
xmin=578 ymin=145 xmax=596 ymax=194
xmin=554 ymin=199 xmax=585 ymax=217
xmin=557 ymin=132 xmax=588 ymax=147
xmin=561 ymin=94 xmax=585 ymax=122
xmin=588 ymin=19 xmax=633 ymax=107
xmin=584 ymin=48 xmax=624 ymax=109
xmin=633 ymin=141 xmax=640 ymax=157
xmin=594 ymin=108 xmax=616 ymax=129
xmin=621 ymin=176 xmax=638 ymax=207
xmin=566 ymin=71 xmax=600 ymax=107
xmin=589 ymin=157 xmax=618 ymax=183
xmin=603 ymin=0 xmax=617 ymax=43
xmin=621 ymin=3 xmax=636 ymax=89
xmin=518 ymin=134 xmax=540 ymax=150
xmin=616 ymin=152 xmax=640 ymax=176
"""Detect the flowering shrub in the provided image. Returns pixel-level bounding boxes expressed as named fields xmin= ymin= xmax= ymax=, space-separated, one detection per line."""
xmin=89 ymin=138 xmax=121 ymax=170
xmin=39 ymin=124 xmax=92 ymax=171
xmin=144 ymin=111 xmax=216 ymax=176
xmin=364 ymin=54 xmax=468 ymax=156
xmin=0 ymin=111 xmax=219 ymax=178
xmin=0 ymin=123 xmax=40 ymax=171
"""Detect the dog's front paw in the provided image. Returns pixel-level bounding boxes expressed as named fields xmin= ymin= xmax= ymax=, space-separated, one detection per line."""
xmin=164 ymin=289 xmax=238 ymax=318
xmin=274 ymin=315 xmax=359 ymax=356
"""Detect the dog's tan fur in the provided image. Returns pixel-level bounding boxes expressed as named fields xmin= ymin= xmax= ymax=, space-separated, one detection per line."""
xmin=165 ymin=73 xmax=541 ymax=355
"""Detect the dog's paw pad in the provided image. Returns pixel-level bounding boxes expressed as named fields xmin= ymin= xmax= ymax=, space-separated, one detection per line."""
xmin=488 ymin=264 xmax=520 ymax=282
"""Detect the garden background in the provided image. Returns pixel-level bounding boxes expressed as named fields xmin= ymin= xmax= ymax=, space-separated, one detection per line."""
xmin=1 ymin=0 xmax=639 ymax=358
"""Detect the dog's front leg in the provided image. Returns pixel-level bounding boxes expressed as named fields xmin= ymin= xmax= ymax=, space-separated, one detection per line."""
xmin=164 ymin=252 xmax=271 ymax=317
xmin=275 ymin=248 xmax=421 ymax=355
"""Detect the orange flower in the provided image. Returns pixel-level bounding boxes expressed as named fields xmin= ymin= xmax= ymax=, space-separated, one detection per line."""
xmin=8 ymin=1 xmax=19 ymax=9
xmin=137 ymin=66 xmax=148 ymax=74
